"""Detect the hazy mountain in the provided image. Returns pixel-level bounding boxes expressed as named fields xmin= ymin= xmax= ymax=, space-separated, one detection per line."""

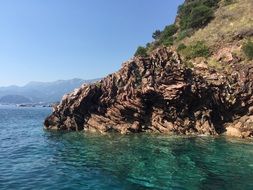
xmin=0 ymin=78 xmax=100 ymax=104
xmin=0 ymin=95 xmax=32 ymax=104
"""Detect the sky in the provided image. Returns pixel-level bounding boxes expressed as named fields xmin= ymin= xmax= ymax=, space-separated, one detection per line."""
xmin=0 ymin=0 xmax=184 ymax=86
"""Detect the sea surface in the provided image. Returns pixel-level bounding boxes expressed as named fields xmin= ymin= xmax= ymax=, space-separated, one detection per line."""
xmin=0 ymin=105 xmax=253 ymax=190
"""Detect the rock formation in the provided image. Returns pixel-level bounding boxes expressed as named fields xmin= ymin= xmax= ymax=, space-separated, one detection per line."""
xmin=44 ymin=47 xmax=253 ymax=137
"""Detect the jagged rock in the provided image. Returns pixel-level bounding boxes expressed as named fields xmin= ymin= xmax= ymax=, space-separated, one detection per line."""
xmin=214 ymin=45 xmax=241 ymax=64
xmin=225 ymin=115 xmax=253 ymax=138
xmin=44 ymin=47 xmax=253 ymax=137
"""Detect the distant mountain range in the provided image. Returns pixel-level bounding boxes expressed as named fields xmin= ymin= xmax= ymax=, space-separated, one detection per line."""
xmin=0 ymin=78 xmax=100 ymax=104
xmin=0 ymin=95 xmax=32 ymax=104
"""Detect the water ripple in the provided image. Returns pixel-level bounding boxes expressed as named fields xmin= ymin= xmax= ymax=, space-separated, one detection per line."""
xmin=0 ymin=106 xmax=253 ymax=190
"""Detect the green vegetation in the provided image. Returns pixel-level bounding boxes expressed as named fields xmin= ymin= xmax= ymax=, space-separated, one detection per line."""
xmin=188 ymin=5 xmax=214 ymax=29
xmin=207 ymin=58 xmax=223 ymax=70
xmin=159 ymin=24 xmax=178 ymax=45
xmin=178 ymin=0 xmax=219 ymax=30
xmin=184 ymin=60 xmax=194 ymax=68
xmin=134 ymin=46 xmax=148 ymax=57
xmin=162 ymin=25 xmax=178 ymax=38
xmin=177 ymin=29 xmax=194 ymax=41
xmin=152 ymin=24 xmax=178 ymax=46
xmin=224 ymin=0 xmax=234 ymax=5
xmin=152 ymin=30 xmax=162 ymax=40
xmin=179 ymin=41 xmax=210 ymax=59
xmin=177 ymin=43 xmax=187 ymax=51
xmin=242 ymin=41 xmax=253 ymax=60
xmin=202 ymin=0 xmax=220 ymax=7
xmin=160 ymin=36 xmax=174 ymax=46
xmin=134 ymin=0 xmax=221 ymax=52
xmin=134 ymin=0 xmax=250 ymax=63
xmin=184 ymin=0 xmax=253 ymax=49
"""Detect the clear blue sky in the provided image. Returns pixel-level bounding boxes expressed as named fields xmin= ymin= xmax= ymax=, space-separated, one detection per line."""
xmin=0 ymin=0 xmax=184 ymax=86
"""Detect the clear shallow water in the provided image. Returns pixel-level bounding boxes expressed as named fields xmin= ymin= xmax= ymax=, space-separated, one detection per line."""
xmin=0 ymin=106 xmax=253 ymax=190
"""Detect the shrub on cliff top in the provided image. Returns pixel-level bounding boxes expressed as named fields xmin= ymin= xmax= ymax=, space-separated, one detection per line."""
xmin=152 ymin=30 xmax=162 ymax=40
xmin=178 ymin=0 xmax=218 ymax=30
xmin=161 ymin=36 xmax=175 ymax=46
xmin=162 ymin=24 xmax=178 ymax=38
xmin=202 ymin=0 xmax=220 ymax=7
xmin=189 ymin=5 xmax=214 ymax=28
xmin=134 ymin=46 xmax=148 ymax=57
xmin=154 ymin=24 xmax=178 ymax=46
xmin=243 ymin=41 xmax=253 ymax=60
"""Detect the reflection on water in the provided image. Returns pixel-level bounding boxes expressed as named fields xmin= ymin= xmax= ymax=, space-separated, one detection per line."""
xmin=0 ymin=106 xmax=253 ymax=190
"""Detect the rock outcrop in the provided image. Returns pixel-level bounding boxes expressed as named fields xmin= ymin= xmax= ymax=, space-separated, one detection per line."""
xmin=44 ymin=47 xmax=253 ymax=137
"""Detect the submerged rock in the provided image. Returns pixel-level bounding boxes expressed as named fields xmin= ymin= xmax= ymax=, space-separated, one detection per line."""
xmin=44 ymin=47 xmax=253 ymax=137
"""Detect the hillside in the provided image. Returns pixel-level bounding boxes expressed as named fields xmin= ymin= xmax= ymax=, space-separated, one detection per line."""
xmin=178 ymin=0 xmax=253 ymax=70
xmin=136 ymin=0 xmax=253 ymax=69
xmin=0 ymin=78 xmax=99 ymax=103
xmin=0 ymin=95 xmax=32 ymax=104
xmin=183 ymin=0 xmax=253 ymax=48
xmin=45 ymin=0 xmax=253 ymax=138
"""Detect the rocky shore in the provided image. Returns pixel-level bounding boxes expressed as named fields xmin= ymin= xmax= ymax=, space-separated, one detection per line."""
xmin=44 ymin=47 xmax=253 ymax=138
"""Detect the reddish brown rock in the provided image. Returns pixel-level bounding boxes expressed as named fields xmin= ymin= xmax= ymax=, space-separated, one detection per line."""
xmin=44 ymin=47 xmax=253 ymax=137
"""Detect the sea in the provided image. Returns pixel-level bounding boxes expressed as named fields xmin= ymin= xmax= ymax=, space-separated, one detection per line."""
xmin=0 ymin=105 xmax=253 ymax=190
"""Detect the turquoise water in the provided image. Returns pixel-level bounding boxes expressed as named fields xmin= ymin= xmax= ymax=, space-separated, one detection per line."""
xmin=0 ymin=106 xmax=253 ymax=190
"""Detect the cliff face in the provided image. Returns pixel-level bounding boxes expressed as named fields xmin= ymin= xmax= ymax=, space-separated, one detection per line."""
xmin=44 ymin=47 xmax=253 ymax=137
xmin=44 ymin=0 xmax=253 ymax=137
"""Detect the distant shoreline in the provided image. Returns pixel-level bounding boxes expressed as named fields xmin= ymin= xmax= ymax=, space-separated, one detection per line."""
xmin=0 ymin=103 xmax=52 ymax=108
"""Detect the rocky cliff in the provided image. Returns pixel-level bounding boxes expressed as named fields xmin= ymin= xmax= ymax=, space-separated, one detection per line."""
xmin=44 ymin=47 xmax=253 ymax=137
